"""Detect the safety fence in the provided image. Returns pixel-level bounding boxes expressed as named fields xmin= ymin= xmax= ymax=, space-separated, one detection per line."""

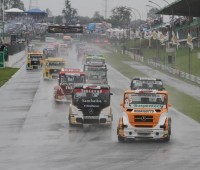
xmin=125 ymin=50 xmax=200 ymax=85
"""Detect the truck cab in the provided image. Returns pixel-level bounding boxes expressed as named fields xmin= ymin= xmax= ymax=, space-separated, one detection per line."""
xmin=43 ymin=57 xmax=65 ymax=80
xmin=68 ymin=84 xmax=113 ymax=126
xmin=83 ymin=63 xmax=108 ymax=84
xmin=117 ymin=89 xmax=171 ymax=142
xmin=26 ymin=51 xmax=43 ymax=70
xmin=54 ymin=68 xmax=85 ymax=102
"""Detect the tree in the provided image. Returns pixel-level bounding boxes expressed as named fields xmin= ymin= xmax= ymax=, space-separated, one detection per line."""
xmin=78 ymin=16 xmax=91 ymax=25
xmin=46 ymin=8 xmax=53 ymax=17
xmin=92 ymin=11 xmax=104 ymax=22
xmin=54 ymin=16 xmax=63 ymax=25
xmin=147 ymin=7 xmax=160 ymax=20
xmin=110 ymin=6 xmax=132 ymax=28
xmin=4 ymin=0 xmax=25 ymax=10
xmin=62 ymin=0 xmax=78 ymax=25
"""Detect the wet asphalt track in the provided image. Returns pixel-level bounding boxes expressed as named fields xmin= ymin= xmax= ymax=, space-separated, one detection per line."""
xmin=0 ymin=42 xmax=200 ymax=170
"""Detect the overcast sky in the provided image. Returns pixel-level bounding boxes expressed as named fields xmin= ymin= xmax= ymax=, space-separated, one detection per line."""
xmin=22 ymin=0 xmax=175 ymax=20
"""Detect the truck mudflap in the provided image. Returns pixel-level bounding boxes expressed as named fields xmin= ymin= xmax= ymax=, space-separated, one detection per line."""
xmin=43 ymin=74 xmax=59 ymax=80
xmin=54 ymin=94 xmax=72 ymax=102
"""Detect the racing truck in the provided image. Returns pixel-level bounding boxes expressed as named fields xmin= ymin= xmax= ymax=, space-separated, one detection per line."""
xmin=83 ymin=63 xmax=108 ymax=84
xmin=43 ymin=57 xmax=65 ymax=80
xmin=130 ymin=77 xmax=164 ymax=90
xmin=68 ymin=84 xmax=113 ymax=126
xmin=43 ymin=46 xmax=57 ymax=59
xmin=26 ymin=51 xmax=44 ymax=70
xmin=85 ymin=54 xmax=105 ymax=65
xmin=59 ymin=43 xmax=69 ymax=56
xmin=117 ymin=89 xmax=171 ymax=142
xmin=54 ymin=68 xmax=85 ymax=102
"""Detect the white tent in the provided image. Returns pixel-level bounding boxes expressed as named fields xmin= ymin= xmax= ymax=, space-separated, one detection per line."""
xmin=5 ymin=8 xmax=24 ymax=13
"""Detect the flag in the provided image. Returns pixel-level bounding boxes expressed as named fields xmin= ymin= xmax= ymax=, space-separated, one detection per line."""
xmin=176 ymin=31 xmax=180 ymax=49
xmin=172 ymin=31 xmax=177 ymax=45
xmin=152 ymin=30 xmax=157 ymax=40
xmin=164 ymin=31 xmax=169 ymax=42
xmin=187 ymin=32 xmax=193 ymax=50
xmin=158 ymin=31 xmax=165 ymax=45
xmin=144 ymin=30 xmax=152 ymax=40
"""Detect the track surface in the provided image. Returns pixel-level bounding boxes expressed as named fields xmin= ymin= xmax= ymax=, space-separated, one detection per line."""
xmin=0 ymin=42 xmax=200 ymax=170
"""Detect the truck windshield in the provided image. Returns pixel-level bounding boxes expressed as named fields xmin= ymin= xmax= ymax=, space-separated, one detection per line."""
xmin=124 ymin=93 xmax=167 ymax=109
xmin=72 ymin=88 xmax=110 ymax=108
xmin=131 ymin=80 xmax=163 ymax=90
xmin=30 ymin=55 xmax=43 ymax=60
xmin=60 ymin=75 xmax=84 ymax=84
xmin=47 ymin=62 xmax=65 ymax=67
xmin=84 ymin=65 xmax=107 ymax=72
xmin=86 ymin=58 xmax=105 ymax=64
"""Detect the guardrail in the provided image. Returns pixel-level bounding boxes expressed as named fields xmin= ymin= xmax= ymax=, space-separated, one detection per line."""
xmin=146 ymin=59 xmax=200 ymax=85
xmin=125 ymin=49 xmax=200 ymax=85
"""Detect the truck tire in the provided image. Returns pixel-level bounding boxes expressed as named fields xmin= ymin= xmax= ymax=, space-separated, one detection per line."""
xmin=168 ymin=118 xmax=172 ymax=136
xmin=163 ymin=135 xmax=170 ymax=142
xmin=118 ymin=135 xmax=125 ymax=142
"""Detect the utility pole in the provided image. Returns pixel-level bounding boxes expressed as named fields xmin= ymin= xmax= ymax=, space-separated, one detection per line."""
xmin=104 ymin=0 xmax=108 ymax=19
xmin=0 ymin=0 xmax=4 ymax=41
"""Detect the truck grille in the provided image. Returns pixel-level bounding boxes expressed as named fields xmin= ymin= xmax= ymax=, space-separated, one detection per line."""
xmin=50 ymin=69 xmax=60 ymax=74
xmin=134 ymin=115 xmax=153 ymax=122
xmin=31 ymin=61 xmax=40 ymax=66
xmin=84 ymin=119 xmax=99 ymax=124
xmin=135 ymin=125 xmax=153 ymax=128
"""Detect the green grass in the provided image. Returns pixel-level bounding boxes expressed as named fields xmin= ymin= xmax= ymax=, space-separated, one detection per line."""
xmin=121 ymin=39 xmax=200 ymax=76
xmin=105 ymin=52 xmax=146 ymax=78
xmin=0 ymin=68 xmax=19 ymax=87
xmin=105 ymin=50 xmax=200 ymax=123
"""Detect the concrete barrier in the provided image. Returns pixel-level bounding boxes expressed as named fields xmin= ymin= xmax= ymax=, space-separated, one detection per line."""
xmin=5 ymin=50 xmax=25 ymax=67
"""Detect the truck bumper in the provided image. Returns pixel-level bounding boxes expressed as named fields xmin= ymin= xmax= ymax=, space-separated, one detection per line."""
xmin=69 ymin=114 xmax=112 ymax=126
xmin=118 ymin=127 xmax=169 ymax=141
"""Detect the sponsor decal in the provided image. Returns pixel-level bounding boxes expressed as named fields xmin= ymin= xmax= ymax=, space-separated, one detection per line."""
xmin=131 ymin=104 xmax=162 ymax=108
xmin=134 ymin=110 xmax=154 ymax=113
xmin=83 ymin=89 xmax=102 ymax=93
xmin=135 ymin=129 xmax=152 ymax=134
xmin=83 ymin=105 xmax=99 ymax=108
xmin=84 ymin=116 xmax=99 ymax=119
xmin=82 ymin=99 xmax=102 ymax=103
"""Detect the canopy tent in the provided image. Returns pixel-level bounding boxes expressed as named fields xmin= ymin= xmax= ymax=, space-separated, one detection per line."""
xmin=25 ymin=8 xmax=46 ymax=14
xmin=157 ymin=0 xmax=200 ymax=17
xmin=5 ymin=8 xmax=24 ymax=13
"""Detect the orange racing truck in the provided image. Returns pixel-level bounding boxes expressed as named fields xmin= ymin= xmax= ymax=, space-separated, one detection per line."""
xmin=117 ymin=89 xmax=171 ymax=142
xmin=54 ymin=68 xmax=85 ymax=102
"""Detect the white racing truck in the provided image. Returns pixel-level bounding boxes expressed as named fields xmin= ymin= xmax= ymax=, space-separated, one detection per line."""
xmin=68 ymin=84 xmax=113 ymax=126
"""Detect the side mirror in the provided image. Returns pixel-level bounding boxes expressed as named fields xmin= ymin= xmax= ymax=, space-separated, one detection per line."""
xmin=168 ymin=104 xmax=172 ymax=107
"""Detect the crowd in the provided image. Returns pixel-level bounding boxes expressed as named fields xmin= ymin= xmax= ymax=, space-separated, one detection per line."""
xmin=4 ymin=13 xmax=47 ymax=42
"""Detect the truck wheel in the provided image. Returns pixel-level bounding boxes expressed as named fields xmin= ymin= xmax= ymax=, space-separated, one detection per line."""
xmin=68 ymin=116 xmax=74 ymax=127
xmin=118 ymin=136 xmax=125 ymax=142
xmin=168 ymin=118 xmax=172 ymax=136
xmin=163 ymin=135 xmax=170 ymax=142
